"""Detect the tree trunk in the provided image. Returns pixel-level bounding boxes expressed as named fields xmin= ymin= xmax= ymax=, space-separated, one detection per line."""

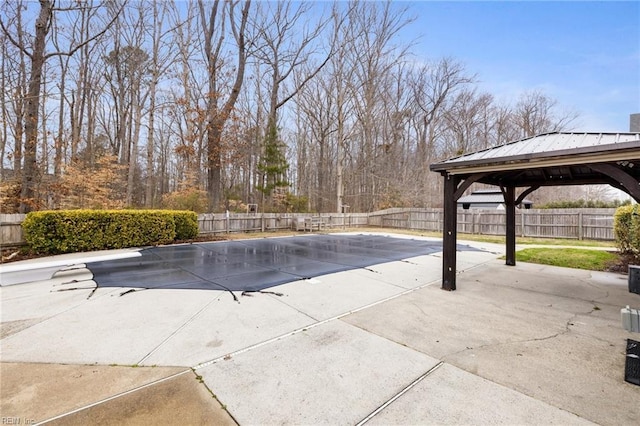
xmin=20 ymin=0 xmax=53 ymax=213
xmin=145 ymin=2 xmax=162 ymax=208
xmin=200 ymin=0 xmax=251 ymax=211
xmin=207 ymin=121 xmax=222 ymax=209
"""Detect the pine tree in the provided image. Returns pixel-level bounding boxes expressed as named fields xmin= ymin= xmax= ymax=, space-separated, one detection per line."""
xmin=257 ymin=122 xmax=290 ymax=211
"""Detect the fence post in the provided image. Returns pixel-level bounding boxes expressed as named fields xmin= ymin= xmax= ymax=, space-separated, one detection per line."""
xmin=470 ymin=212 xmax=474 ymax=234
xmin=578 ymin=212 xmax=583 ymax=240
xmin=261 ymin=214 xmax=265 ymax=232
xmin=521 ymin=210 xmax=525 ymax=237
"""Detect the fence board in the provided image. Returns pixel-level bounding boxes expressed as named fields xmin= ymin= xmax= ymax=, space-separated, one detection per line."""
xmin=1 ymin=214 xmax=26 ymax=248
xmin=369 ymin=208 xmax=616 ymax=241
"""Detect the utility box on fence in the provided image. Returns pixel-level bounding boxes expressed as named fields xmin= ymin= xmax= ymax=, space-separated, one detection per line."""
xmin=621 ymin=306 xmax=640 ymax=332
xmin=625 ymin=339 xmax=640 ymax=386
xmin=629 ymin=265 xmax=640 ymax=294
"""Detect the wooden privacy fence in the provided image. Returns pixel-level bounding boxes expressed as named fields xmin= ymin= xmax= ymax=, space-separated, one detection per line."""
xmin=369 ymin=208 xmax=617 ymax=241
xmin=1 ymin=214 xmax=26 ymax=249
xmin=0 ymin=208 xmax=617 ymax=247
xmin=0 ymin=212 xmax=370 ymax=247
xmin=197 ymin=212 xmax=369 ymax=234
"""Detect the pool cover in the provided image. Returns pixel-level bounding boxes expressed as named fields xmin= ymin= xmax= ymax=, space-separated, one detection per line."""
xmin=87 ymin=234 xmax=481 ymax=293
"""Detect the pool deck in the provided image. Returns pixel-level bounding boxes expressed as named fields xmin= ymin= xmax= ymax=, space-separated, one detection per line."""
xmin=1 ymin=232 xmax=639 ymax=425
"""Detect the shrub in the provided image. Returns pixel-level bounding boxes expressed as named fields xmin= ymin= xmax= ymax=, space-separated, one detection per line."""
xmin=539 ymin=199 xmax=631 ymax=209
xmin=284 ymin=192 xmax=309 ymax=213
xmin=613 ymin=204 xmax=640 ymax=255
xmin=170 ymin=210 xmax=199 ymax=240
xmin=22 ymin=210 xmax=177 ymax=254
xmin=161 ymin=188 xmax=209 ymax=213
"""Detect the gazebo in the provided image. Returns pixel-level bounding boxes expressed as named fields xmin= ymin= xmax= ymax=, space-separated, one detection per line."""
xmin=429 ymin=132 xmax=640 ymax=291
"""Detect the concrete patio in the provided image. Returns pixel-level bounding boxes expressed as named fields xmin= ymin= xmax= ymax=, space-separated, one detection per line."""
xmin=1 ymin=232 xmax=639 ymax=425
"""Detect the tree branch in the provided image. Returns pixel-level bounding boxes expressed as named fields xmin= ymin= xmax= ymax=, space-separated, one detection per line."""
xmin=44 ymin=2 xmax=125 ymax=60
xmin=0 ymin=17 xmax=33 ymax=59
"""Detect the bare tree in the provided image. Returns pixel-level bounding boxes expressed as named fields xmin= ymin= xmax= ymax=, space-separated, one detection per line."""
xmin=293 ymin=70 xmax=336 ymax=211
xmin=166 ymin=1 xmax=203 ymax=189
xmin=104 ymin=43 xmax=150 ymax=204
xmin=13 ymin=0 xmax=53 ymax=211
xmin=253 ymin=0 xmax=335 ymax=209
xmin=232 ymin=58 xmax=268 ymax=205
xmin=0 ymin=32 xmax=7 ymax=179
xmin=330 ymin=1 xmax=362 ymax=213
xmin=493 ymin=104 xmax=519 ymax=146
xmin=1 ymin=0 xmax=120 ymax=212
xmin=143 ymin=1 xmax=175 ymax=207
xmin=197 ymin=0 xmax=251 ymax=211
xmin=398 ymin=61 xmax=474 ymax=206
xmin=0 ymin=1 xmax=30 ymax=187
xmin=292 ymin=2 xmax=363 ymax=213
xmin=68 ymin=3 xmax=106 ymax=169
xmin=0 ymin=1 xmax=587 ymax=213
xmin=514 ymin=90 xmax=579 ymax=138
xmin=442 ymin=89 xmax=494 ymax=156
xmin=410 ymin=58 xmax=473 ymax=161
xmin=347 ymin=1 xmax=412 ymax=211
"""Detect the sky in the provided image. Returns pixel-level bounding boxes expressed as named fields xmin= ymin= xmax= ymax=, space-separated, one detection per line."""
xmin=401 ymin=0 xmax=640 ymax=132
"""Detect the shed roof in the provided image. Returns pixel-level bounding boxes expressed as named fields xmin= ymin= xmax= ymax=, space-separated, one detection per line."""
xmin=457 ymin=189 xmax=533 ymax=206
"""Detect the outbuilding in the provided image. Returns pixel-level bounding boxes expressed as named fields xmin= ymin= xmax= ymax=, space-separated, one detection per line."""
xmin=458 ymin=189 xmax=533 ymax=210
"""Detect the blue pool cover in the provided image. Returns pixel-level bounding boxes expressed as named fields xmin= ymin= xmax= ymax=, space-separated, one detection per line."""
xmin=87 ymin=234 xmax=481 ymax=293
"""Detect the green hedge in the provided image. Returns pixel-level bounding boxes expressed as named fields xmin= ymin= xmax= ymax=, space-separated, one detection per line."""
xmin=22 ymin=209 xmax=199 ymax=254
xmin=171 ymin=210 xmax=199 ymax=240
xmin=613 ymin=204 xmax=640 ymax=255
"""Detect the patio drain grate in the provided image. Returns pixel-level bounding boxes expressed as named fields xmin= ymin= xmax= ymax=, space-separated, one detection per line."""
xmin=625 ymin=339 xmax=640 ymax=386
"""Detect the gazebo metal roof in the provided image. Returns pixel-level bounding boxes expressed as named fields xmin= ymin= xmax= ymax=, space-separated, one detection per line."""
xmin=431 ymin=132 xmax=640 ymax=190
xmin=429 ymin=131 xmax=640 ymax=291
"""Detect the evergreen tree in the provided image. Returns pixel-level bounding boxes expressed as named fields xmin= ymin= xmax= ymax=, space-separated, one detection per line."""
xmin=257 ymin=122 xmax=290 ymax=210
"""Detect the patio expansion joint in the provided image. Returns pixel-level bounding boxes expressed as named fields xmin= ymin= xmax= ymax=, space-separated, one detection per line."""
xmin=264 ymin=292 xmax=321 ymax=322
xmin=136 ymin=294 xmax=228 ymax=365
xmin=352 ymin=266 xmax=440 ymax=291
xmin=32 ymin=369 xmax=193 ymax=426
xmin=0 ymin=286 xmax=123 ymax=343
xmin=190 ymin=367 xmax=241 ymax=426
xmin=193 ymin=278 xmax=443 ymax=371
xmin=355 ymin=361 xmax=445 ymax=426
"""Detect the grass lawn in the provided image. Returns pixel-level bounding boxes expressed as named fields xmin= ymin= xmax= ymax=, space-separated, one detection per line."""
xmin=514 ymin=247 xmax=619 ymax=271
xmin=459 ymin=234 xmax=615 ymax=247
xmin=328 ymin=227 xmax=616 ymax=248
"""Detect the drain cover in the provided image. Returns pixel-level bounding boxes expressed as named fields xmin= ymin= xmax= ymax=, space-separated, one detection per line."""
xmin=625 ymin=339 xmax=640 ymax=386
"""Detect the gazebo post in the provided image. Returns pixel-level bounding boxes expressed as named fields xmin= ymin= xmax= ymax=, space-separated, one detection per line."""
xmin=505 ymin=186 xmax=516 ymax=266
xmin=442 ymin=173 xmax=460 ymax=290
